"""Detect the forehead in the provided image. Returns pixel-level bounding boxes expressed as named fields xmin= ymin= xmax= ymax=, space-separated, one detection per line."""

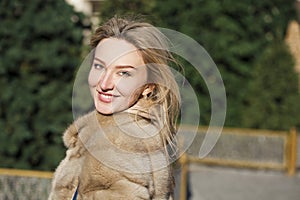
xmin=95 ymin=38 xmax=144 ymax=66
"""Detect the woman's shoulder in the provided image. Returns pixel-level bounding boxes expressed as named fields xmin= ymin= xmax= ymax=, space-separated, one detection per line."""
xmin=62 ymin=110 xmax=97 ymax=148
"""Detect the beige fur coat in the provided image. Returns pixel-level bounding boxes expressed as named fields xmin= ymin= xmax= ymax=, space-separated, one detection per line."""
xmin=48 ymin=100 xmax=174 ymax=200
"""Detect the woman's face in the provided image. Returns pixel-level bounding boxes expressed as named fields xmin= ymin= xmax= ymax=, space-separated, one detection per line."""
xmin=88 ymin=38 xmax=148 ymax=115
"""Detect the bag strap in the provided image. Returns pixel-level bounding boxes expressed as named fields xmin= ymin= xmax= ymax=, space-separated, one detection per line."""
xmin=72 ymin=185 xmax=79 ymax=200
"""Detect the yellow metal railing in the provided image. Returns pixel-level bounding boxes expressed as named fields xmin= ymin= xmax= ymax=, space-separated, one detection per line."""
xmin=178 ymin=127 xmax=298 ymax=200
xmin=287 ymin=127 xmax=298 ymax=176
xmin=0 ymin=127 xmax=297 ymax=200
xmin=0 ymin=168 xmax=53 ymax=179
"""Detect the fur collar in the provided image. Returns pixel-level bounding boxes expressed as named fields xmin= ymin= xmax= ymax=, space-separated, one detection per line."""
xmin=62 ymin=98 xmax=169 ymax=173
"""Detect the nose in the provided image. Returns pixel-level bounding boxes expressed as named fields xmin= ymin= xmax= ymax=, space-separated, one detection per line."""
xmin=98 ymin=71 xmax=114 ymax=91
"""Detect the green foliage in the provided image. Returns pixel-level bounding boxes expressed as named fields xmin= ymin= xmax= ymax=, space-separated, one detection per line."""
xmin=0 ymin=0 xmax=86 ymax=170
xmin=241 ymin=41 xmax=300 ymax=130
xmin=0 ymin=0 xmax=298 ymax=171
xmin=160 ymin=0 xmax=296 ymax=127
xmin=97 ymin=0 xmax=297 ymax=128
xmin=97 ymin=0 xmax=156 ymax=23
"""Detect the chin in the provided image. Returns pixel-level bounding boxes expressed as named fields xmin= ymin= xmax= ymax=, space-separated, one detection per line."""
xmin=96 ymin=107 xmax=114 ymax=115
xmin=94 ymin=103 xmax=113 ymax=115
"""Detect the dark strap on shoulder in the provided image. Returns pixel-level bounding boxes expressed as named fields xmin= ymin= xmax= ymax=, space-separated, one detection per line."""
xmin=72 ymin=186 xmax=79 ymax=200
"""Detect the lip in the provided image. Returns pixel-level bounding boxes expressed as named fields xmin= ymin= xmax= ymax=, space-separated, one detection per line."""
xmin=97 ymin=91 xmax=117 ymax=103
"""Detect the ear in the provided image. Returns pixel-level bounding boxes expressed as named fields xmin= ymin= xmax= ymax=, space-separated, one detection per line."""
xmin=142 ymin=84 xmax=155 ymax=97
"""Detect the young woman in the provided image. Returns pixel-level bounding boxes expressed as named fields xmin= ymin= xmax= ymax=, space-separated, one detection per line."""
xmin=48 ymin=16 xmax=181 ymax=200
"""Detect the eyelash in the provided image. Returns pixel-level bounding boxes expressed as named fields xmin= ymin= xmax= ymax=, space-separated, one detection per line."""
xmin=118 ymin=71 xmax=131 ymax=77
xmin=94 ymin=63 xmax=104 ymax=69
xmin=93 ymin=63 xmax=132 ymax=77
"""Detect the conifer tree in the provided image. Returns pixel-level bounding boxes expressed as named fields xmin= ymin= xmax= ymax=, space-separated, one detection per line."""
xmin=241 ymin=40 xmax=300 ymax=130
xmin=97 ymin=0 xmax=296 ymax=127
xmin=0 ymin=0 xmax=86 ymax=170
xmin=163 ymin=0 xmax=296 ymax=127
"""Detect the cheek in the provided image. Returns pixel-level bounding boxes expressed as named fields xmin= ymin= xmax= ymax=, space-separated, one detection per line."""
xmin=116 ymin=78 xmax=146 ymax=97
xmin=88 ymin=68 xmax=102 ymax=87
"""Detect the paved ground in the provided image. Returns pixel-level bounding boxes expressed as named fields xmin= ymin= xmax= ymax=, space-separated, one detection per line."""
xmin=174 ymin=164 xmax=300 ymax=200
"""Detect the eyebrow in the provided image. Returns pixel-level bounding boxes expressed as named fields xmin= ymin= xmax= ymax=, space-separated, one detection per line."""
xmin=94 ymin=57 xmax=137 ymax=70
xmin=115 ymin=65 xmax=137 ymax=70
xmin=94 ymin=57 xmax=105 ymax=65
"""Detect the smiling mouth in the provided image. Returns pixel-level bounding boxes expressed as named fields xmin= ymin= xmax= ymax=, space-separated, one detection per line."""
xmin=97 ymin=91 xmax=117 ymax=103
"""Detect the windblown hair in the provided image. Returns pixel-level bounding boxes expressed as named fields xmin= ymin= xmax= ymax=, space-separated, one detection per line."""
xmin=90 ymin=16 xmax=181 ymax=151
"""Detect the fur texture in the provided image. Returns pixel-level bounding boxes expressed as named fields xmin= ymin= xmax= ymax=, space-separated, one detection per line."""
xmin=48 ymin=100 xmax=174 ymax=200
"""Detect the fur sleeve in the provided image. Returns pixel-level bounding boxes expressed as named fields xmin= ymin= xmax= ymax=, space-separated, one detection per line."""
xmin=48 ymin=122 xmax=86 ymax=200
xmin=150 ymin=153 xmax=174 ymax=200
xmin=63 ymin=123 xmax=78 ymax=148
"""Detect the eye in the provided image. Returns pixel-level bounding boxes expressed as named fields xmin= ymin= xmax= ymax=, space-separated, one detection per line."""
xmin=94 ymin=63 xmax=104 ymax=70
xmin=118 ymin=71 xmax=131 ymax=77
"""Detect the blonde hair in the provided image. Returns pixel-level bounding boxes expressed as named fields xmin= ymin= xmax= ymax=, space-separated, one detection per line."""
xmin=90 ymin=16 xmax=181 ymax=149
